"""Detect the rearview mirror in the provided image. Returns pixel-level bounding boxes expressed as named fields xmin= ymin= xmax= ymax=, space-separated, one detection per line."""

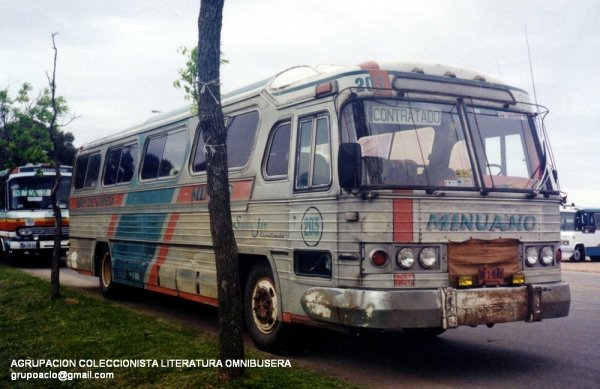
xmin=338 ymin=143 xmax=362 ymax=190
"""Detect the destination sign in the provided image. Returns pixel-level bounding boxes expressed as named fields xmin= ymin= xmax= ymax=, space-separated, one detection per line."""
xmin=370 ymin=105 xmax=442 ymax=126
xmin=12 ymin=189 xmax=51 ymax=197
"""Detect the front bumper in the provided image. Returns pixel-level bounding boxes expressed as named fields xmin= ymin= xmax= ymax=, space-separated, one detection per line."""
xmin=300 ymin=282 xmax=570 ymax=329
xmin=9 ymin=240 xmax=69 ymax=250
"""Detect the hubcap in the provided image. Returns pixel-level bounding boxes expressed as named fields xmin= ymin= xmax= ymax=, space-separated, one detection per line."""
xmin=101 ymin=254 xmax=112 ymax=287
xmin=251 ymin=278 xmax=278 ymax=334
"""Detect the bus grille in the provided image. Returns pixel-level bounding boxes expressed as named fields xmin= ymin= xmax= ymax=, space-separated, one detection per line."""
xmin=29 ymin=227 xmax=69 ymax=237
xmin=447 ymin=239 xmax=519 ymax=287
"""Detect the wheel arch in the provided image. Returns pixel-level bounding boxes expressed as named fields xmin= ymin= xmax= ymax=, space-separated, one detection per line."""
xmin=93 ymin=241 xmax=112 ymax=277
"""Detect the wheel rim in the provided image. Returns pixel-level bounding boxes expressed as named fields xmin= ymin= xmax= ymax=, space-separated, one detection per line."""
xmin=101 ymin=253 xmax=112 ymax=288
xmin=251 ymin=277 xmax=279 ymax=335
xmin=573 ymin=249 xmax=582 ymax=261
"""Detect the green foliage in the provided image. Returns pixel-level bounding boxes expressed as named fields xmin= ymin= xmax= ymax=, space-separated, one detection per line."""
xmin=173 ymin=46 xmax=228 ymax=113
xmin=0 ymin=83 xmax=76 ymax=169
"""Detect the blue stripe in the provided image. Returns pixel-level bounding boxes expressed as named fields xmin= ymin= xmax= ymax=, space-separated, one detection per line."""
xmin=112 ymin=241 xmax=158 ymax=286
xmin=586 ymin=247 xmax=600 ymax=256
xmin=115 ymin=214 xmax=167 ymax=241
xmin=126 ymin=188 xmax=175 ymax=206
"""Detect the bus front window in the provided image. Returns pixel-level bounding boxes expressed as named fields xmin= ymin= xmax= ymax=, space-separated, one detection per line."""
xmin=467 ymin=106 xmax=549 ymax=191
xmin=8 ymin=176 xmax=71 ymax=210
xmin=340 ymin=99 xmax=474 ymax=189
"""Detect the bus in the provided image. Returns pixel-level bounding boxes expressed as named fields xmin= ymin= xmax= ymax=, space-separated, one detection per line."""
xmin=67 ymin=61 xmax=570 ymax=351
xmin=560 ymin=205 xmax=600 ymax=261
xmin=0 ymin=164 xmax=71 ymax=264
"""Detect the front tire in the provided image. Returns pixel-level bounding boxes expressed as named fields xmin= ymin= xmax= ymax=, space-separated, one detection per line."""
xmin=244 ymin=264 xmax=290 ymax=353
xmin=99 ymin=251 xmax=120 ymax=298
xmin=571 ymin=245 xmax=585 ymax=262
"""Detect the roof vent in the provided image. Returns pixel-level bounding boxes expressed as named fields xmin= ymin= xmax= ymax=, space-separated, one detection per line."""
xmin=473 ymin=75 xmax=487 ymax=82
xmin=444 ymin=71 xmax=457 ymax=78
xmin=411 ymin=67 xmax=424 ymax=74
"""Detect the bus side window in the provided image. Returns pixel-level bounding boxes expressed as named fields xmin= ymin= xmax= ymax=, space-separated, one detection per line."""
xmin=191 ymin=110 xmax=260 ymax=173
xmin=294 ymin=114 xmax=331 ymax=191
xmin=264 ymin=121 xmax=291 ymax=179
xmin=104 ymin=143 xmax=139 ymax=186
xmin=141 ymin=130 xmax=188 ymax=180
xmin=74 ymin=152 xmax=101 ymax=190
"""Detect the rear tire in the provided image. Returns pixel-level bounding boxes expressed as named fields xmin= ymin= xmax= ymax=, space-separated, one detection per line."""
xmin=244 ymin=264 xmax=290 ymax=353
xmin=99 ymin=251 xmax=120 ymax=298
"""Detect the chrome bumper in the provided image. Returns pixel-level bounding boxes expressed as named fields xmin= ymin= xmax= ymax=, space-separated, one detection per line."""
xmin=300 ymin=282 xmax=570 ymax=329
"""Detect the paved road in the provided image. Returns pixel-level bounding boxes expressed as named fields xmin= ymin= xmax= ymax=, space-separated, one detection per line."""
xmin=19 ymin=263 xmax=600 ymax=388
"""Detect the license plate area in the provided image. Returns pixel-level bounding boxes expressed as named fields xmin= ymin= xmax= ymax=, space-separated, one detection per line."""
xmin=20 ymin=242 xmax=38 ymax=249
xmin=478 ymin=267 xmax=504 ymax=286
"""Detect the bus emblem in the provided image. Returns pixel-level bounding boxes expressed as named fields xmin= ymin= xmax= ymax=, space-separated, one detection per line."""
xmin=301 ymin=207 xmax=323 ymax=247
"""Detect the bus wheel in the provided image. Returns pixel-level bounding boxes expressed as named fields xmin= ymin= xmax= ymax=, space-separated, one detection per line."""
xmin=99 ymin=251 xmax=120 ymax=299
xmin=244 ymin=264 xmax=289 ymax=353
xmin=571 ymin=246 xmax=585 ymax=262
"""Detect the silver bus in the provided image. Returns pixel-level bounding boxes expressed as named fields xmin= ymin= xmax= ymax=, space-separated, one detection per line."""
xmin=67 ymin=61 xmax=570 ymax=351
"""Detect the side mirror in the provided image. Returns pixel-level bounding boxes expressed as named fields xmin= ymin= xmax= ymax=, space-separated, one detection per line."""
xmin=338 ymin=143 xmax=362 ymax=190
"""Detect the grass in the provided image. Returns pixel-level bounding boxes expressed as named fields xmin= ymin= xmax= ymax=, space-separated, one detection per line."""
xmin=0 ymin=264 xmax=358 ymax=388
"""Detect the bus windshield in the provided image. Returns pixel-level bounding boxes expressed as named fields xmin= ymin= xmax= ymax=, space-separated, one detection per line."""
xmin=340 ymin=98 xmax=549 ymax=192
xmin=8 ymin=176 xmax=71 ymax=210
xmin=560 ymin=212 xmax=575 ymax=231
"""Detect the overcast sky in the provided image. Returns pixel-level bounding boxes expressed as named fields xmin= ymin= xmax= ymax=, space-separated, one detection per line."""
xmin=1 ymin=0 xmax=598 ymax=206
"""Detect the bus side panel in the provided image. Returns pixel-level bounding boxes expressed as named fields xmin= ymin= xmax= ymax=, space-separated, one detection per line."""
xmin=68 ymin=213 xmax=116 ymax=273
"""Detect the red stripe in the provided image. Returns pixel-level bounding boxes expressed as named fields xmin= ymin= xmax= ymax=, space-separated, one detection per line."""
xmin=358 ymin=61 xmax=380 ymax=70
xmin=107 ymin=214 xmax=119 ymax=239
xmin=179 ymin=291 xmax=218 ymax=307
xmin=393 ymin=198 xmax=413 ymax=243
xmin=147 ymin=214 xmax=180 ymax=288
xmin=0 ymin=218 xmax=68 ymax=230
xmin=359 ymin=60 xmax=393 ymax=96
xmin=146 ymin=284 xmax=178 ymax=296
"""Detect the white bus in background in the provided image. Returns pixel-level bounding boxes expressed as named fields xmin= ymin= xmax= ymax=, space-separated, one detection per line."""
xmin=560 ymin=205 xmax=600 ymax=261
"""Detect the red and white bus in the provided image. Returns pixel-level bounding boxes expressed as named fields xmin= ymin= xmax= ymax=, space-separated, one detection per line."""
xmin=0 ymin=164 xmax=71 ymax=263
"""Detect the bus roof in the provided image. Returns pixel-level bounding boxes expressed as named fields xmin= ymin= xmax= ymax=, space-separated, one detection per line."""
xmin=80 ymin=60 xmax=529 ymax=151
xmin=0 ymin=164 xmax=72 ymax=178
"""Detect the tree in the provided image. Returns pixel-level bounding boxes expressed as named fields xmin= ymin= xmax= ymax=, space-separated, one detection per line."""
xmin=48 ymin=33 xmax=63 ymax=299
xmin=173 ymin=46 xmax=228 ymax=114
xmin=197 ymin=0 xmax=245 ymax=381
xmin=0 ymin=83 xmax=76 ymax=170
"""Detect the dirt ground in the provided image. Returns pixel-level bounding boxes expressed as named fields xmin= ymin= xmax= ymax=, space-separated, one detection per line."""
xmin=560 ymin=259 xmax=600 ymax=273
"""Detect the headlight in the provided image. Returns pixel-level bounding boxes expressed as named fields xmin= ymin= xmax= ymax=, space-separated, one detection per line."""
xmin=525 ymin=247 xmax=538 ymax=266
xmin=396 ymin=248 xmax=416 ymax=269
xmin=419 ymin=247 xmax=438 ymax=269
xmin=18 ymin=228 xmax=33 ymax=236
xmin=540 ymin=246 xmax=554 ymax=266
xmin=561 ymin=240 xmax=570 ymax=246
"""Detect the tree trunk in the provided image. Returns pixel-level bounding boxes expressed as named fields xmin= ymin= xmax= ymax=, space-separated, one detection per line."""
xmin=48 ymin=33 xmax=62 ymax=300
xmin=197 ymin=0 xmax=245 ymax=381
